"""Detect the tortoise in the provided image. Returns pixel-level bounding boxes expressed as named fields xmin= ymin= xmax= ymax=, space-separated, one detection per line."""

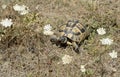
xmin=50 ymin=20 xmax=89 ymax=53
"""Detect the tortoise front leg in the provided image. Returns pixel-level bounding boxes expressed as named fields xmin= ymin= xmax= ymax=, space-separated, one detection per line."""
xmin=72 ymin=42 xmax=79 ymax=53
xmin=67 ymin=41 xmax=72 ymax=45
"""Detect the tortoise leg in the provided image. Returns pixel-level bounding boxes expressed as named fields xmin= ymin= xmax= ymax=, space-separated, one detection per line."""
xmin=67 ymin=41 xmax=72 ymax=45
xmin=72 ymin=42 xmax=79 ymax=53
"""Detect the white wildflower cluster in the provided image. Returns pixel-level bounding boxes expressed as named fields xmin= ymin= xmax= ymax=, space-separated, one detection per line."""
xmin=0 ymin=18 xmax=13 ymax=27
xmin=43 ymin=24 xmax=54 ymax=35
xmin=13 ymin=4 xmax=29 ymax=15
xmin=62 ymin=55 xmax=73 ymax=64
xmin=97 ymin=27 xmax=117 ymax=59
xmin=97 ymin=27 xmax=113 ymax=45
xmin=0 ymin=4 xmax=30 ymax=27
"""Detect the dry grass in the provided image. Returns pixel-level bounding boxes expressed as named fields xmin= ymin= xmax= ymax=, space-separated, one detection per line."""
xmin=0 ymin=0 xmax=120 ymax=77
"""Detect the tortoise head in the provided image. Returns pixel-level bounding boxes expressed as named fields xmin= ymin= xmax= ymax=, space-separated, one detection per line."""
xmin=58 ymin=36 xmax=67 ymax=44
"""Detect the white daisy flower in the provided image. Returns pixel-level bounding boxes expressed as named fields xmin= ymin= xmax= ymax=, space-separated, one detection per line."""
xmin=97 ymin=27 xmax=106 ymax=35
xmin=80 ymin=65 xmax=86 ymax=72
xmin=62 ymin=55 xmax=73 ymax=64
xmin=43 ymin=24 xmax=54 ymax=35
xmin=13 ymin=4 xmax=29 ymax=15
xmin=109 ymin=50 xmax=117 ymax=59
xmin=1 ymin=4 xmax=7 ymax=9
xmin=100 ymin=38 xmax=113 ymax=45
xmin=0 ymin=18 xmax=13 ymax=27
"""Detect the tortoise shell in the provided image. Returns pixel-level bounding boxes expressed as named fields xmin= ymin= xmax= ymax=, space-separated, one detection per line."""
xmin=59 ymin=20 xmax=88 ymax=43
